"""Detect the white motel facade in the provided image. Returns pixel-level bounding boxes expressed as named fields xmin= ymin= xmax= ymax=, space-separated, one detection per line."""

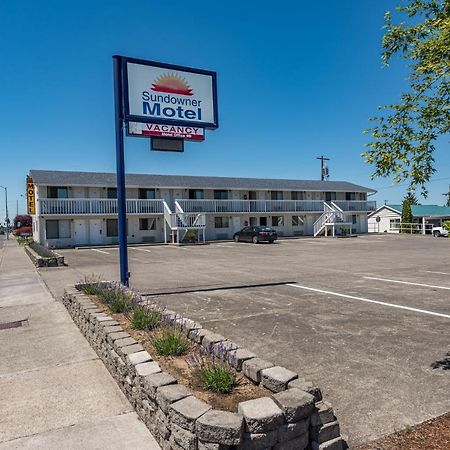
xmin=28 ymin=170 xmax=376 ymax=247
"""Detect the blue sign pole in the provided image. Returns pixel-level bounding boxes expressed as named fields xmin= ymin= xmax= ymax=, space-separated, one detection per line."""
xmin=113 ymin=55 xmax=129 ymax=286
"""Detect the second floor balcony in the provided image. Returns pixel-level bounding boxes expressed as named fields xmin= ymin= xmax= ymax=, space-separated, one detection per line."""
xmin=177 ymin=199 xmax=377 ymax=214
xmin=39 ymin=198 xmax=164 ymax=216
xmin=37 ymin=198 xmax=377 ymax=216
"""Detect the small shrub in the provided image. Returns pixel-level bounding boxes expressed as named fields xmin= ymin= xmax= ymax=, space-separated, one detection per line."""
xmin=131 ymin=306 xmax=161 ymax=330
xmin=187 ymin=342 xmax=236 ymax=394
xmin=199 ymin=362 xmax=235 ymax=394
xmin=109 ymin=293 xmax=132 ymax=313
xmin=81 ymin=283 xmax=101 ymax=295
xmin=14 ymin=226 xmax=32 ymax=236
xmin=17 ymin=236 xmax=33 ymax=245
xmin=29 ymin=241 xmax=55 ymax=258
xmin=153 ymin=327 xmax=190 ymax=356
xmin=183 ymin=230 xmax=198 ymax=243
xmin=88 ymin=282 xmax=133 ymax=313
xmin=79 ymin=275 xmax=103 ymax=296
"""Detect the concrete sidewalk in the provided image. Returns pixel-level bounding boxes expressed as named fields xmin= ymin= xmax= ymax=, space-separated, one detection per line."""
xmin=0 ymin=237 xmax=160 ymax=449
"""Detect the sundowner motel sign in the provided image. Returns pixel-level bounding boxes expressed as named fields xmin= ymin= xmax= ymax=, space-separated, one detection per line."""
xmin=123 ymin=57 xmax=218 ymax=130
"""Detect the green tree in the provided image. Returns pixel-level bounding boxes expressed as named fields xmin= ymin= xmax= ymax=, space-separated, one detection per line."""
xmin=363 ymin=0 xmax=450 ymax=196
xmin=401 ymin=199 xmax=413 ymax=232
xmin=404 ymin=190 xmax=420 ymax=205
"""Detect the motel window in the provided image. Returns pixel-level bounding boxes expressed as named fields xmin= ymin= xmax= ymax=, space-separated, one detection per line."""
xmin=138 ymin=188 xmax=156 ymax=199
xmin=249 ymin=217 xmax=258 ymax=226
xmin=292 ymin=216 xmax=305 ymax=227
xmin=270 ymin=191 xmax=283 ymax=200
xmin=45 ymin=220 xmax=71 ymax=239
xmin=390 ymin=218 xmax=401 ymax=230
xmin=214 ymin=190 xmax=228 ymax=200
xmin=325 ymin=192 xmax=337 ymax=202
xmin=214 ymin=217 xmax=229 ymax=228
xmin=352 ymin=215 xmax=358 ymax=225
xmin=189 ymin=189 xmax=204 ymax=200
xmin=106 ymin=219 xmax=118 ymax=237
xmin=260 ymin=217 xmax=267 ymax=226
xmin=47 ymin=186 xmax=68 ymax=199
xmin=271 ymin=216 xmax=284 ymax=227
xmin=139 ymin=218 xmax=156 ymax=231
xmin=291 ymin=191 xmax=304 ymax=201
xmin=107 ymin=188 xmax=117 ymax=199
xmin=345 ymin=192 xmax=356 ymax=201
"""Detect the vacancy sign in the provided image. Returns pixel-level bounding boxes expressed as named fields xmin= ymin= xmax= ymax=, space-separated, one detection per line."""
xmin=123 ymin=58 xmax=218 ymax=129
xmin=128 ymin=122 xmax=205 ymax=141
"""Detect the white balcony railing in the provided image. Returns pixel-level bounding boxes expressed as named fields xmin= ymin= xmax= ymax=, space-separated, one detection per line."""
xmin=37 ymin=198 xmax=376 ymax=216
xmin=177 ymin=199 xmax=376 ymax=213
xmin=39 ymin=198 xmax=163 ymax=215
xmin=333 ymin=201 xmax=376 ymax=212
xmin=177 ymin=199 xmax=326 ymax=213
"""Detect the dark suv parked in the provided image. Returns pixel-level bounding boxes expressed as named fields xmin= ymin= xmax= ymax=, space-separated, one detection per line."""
xmin=233 ymin=226 xmax=278 ymax=244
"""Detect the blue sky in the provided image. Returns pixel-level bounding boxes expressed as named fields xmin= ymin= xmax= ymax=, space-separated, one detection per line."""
xmin=1 ymin=0 xmax=449 ymax=218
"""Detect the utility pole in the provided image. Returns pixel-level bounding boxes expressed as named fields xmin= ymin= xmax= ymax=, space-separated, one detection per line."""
xmin=443 ymin=185 xmax=450 ymax=207
xmin=16 ymin=194 xmax=24 ymax=216
xmin=316 ymin=155 xmax=330 ymax=181
xmin=0 ymin=185 xmax=9 ymax=240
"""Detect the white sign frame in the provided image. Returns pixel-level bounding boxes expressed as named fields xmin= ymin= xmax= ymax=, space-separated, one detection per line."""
xmin=122 ymin=57 xmax=218 ymax=130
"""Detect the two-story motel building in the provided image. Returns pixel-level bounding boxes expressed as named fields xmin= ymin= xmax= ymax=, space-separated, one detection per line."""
xmin=28 ymin=170 xmax=376 ymax=247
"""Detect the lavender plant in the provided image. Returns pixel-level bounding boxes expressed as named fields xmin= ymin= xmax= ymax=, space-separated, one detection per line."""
xmin=79 ymin=275 xmax=103 ymax=296
xmin=187 ymin=341 xmax=236 ymax=394
xmin=153 ymin=326 xmax=190 ymax=356
xmin=130 ymin=304 xmax=162 ymax=330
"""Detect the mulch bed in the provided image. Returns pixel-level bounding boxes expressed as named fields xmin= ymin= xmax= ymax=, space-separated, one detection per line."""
xmin=356 ymin=412 xmax=450 ymax=450
xmin=88 ymin=294 xmax=269 ymax=412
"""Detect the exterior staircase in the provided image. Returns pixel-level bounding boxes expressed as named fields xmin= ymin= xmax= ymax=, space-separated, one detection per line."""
xmin=163 ymin=201 xmax=206 ymax=244
xmin=313 ymin=202 xmax=352 ymax=237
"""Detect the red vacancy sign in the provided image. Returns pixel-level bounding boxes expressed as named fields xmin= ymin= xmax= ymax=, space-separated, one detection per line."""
xmin=128 ymin=122 xmax=204 ymax=141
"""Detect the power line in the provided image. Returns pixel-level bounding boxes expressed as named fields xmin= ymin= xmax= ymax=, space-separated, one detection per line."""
xmin=373 ymin=176 xmax=450 ymax=191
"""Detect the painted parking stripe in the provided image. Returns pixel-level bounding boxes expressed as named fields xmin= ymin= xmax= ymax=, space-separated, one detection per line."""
xmin=423 ymin=270 xmax=450 ymax=276
xmin=286 ymin=283 xmax=450 ymax=319
xmin=130 ymin=247 xmax=152 ymax=253
xmin=364 ymin=276 xmax=450 ymax=291
xmin=90 ymin=249 xmax=110 ymax=255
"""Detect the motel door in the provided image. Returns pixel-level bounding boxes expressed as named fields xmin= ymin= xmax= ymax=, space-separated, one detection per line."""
xmin=74 ymin=220 xmax=88 ymax=246
xmin=89 ymin=220 xmax=103 ymax=245
xmin=232 ymin=217 xmax=241 ymax=235
xmin=160 ymin=189 xmax=175 ymax=210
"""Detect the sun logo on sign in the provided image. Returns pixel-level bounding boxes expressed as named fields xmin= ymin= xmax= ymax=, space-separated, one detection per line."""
xmin=151 ymin=73 xmax=193 ymax=96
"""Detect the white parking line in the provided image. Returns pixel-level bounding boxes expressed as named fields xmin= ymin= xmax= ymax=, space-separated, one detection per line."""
xmin=364 ymin=276 xmax=450 ymax=291
xmin=130 ymin=247 xmax=152 ymax=253
xmin=286 ymin=283 xmax=450 ymax=319
xmin=423 ymin=270 xmax=450 ymax=276
xmin=90 ymin=249 xmax=110 ymax=255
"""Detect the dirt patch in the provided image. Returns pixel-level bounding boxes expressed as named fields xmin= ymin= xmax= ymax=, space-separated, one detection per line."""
xmin=88 ymin=294 xmax=269 ymax=412
xmin=356 ymin=412 xmax=450 ymax=450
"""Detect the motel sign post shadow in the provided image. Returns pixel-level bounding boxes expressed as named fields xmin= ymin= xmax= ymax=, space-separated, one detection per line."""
xmin=112 ymin=55 xmax=218 ymax=286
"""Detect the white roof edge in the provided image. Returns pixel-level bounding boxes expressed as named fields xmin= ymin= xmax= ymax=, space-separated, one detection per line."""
xmin=368 ymin=204 xmax=401 ymax=217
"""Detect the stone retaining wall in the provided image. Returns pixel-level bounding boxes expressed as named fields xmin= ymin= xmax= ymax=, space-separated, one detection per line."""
xmin=63 ymin=286 xmax=344 ymax=450
xmin=24 ymin=245 xmax=65 ymax=267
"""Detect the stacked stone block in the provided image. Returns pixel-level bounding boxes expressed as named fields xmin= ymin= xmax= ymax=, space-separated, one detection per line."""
xmin=63 ymin=285 xmax=345 ymax=450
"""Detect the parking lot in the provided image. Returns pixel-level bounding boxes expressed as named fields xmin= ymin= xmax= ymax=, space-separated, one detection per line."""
xmin=41 ymin=234 xmax=450 ymax=447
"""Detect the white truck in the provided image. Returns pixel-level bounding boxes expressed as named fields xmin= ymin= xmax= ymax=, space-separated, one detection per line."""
xmin=432 ymin=226 xmax=449 ymax=237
